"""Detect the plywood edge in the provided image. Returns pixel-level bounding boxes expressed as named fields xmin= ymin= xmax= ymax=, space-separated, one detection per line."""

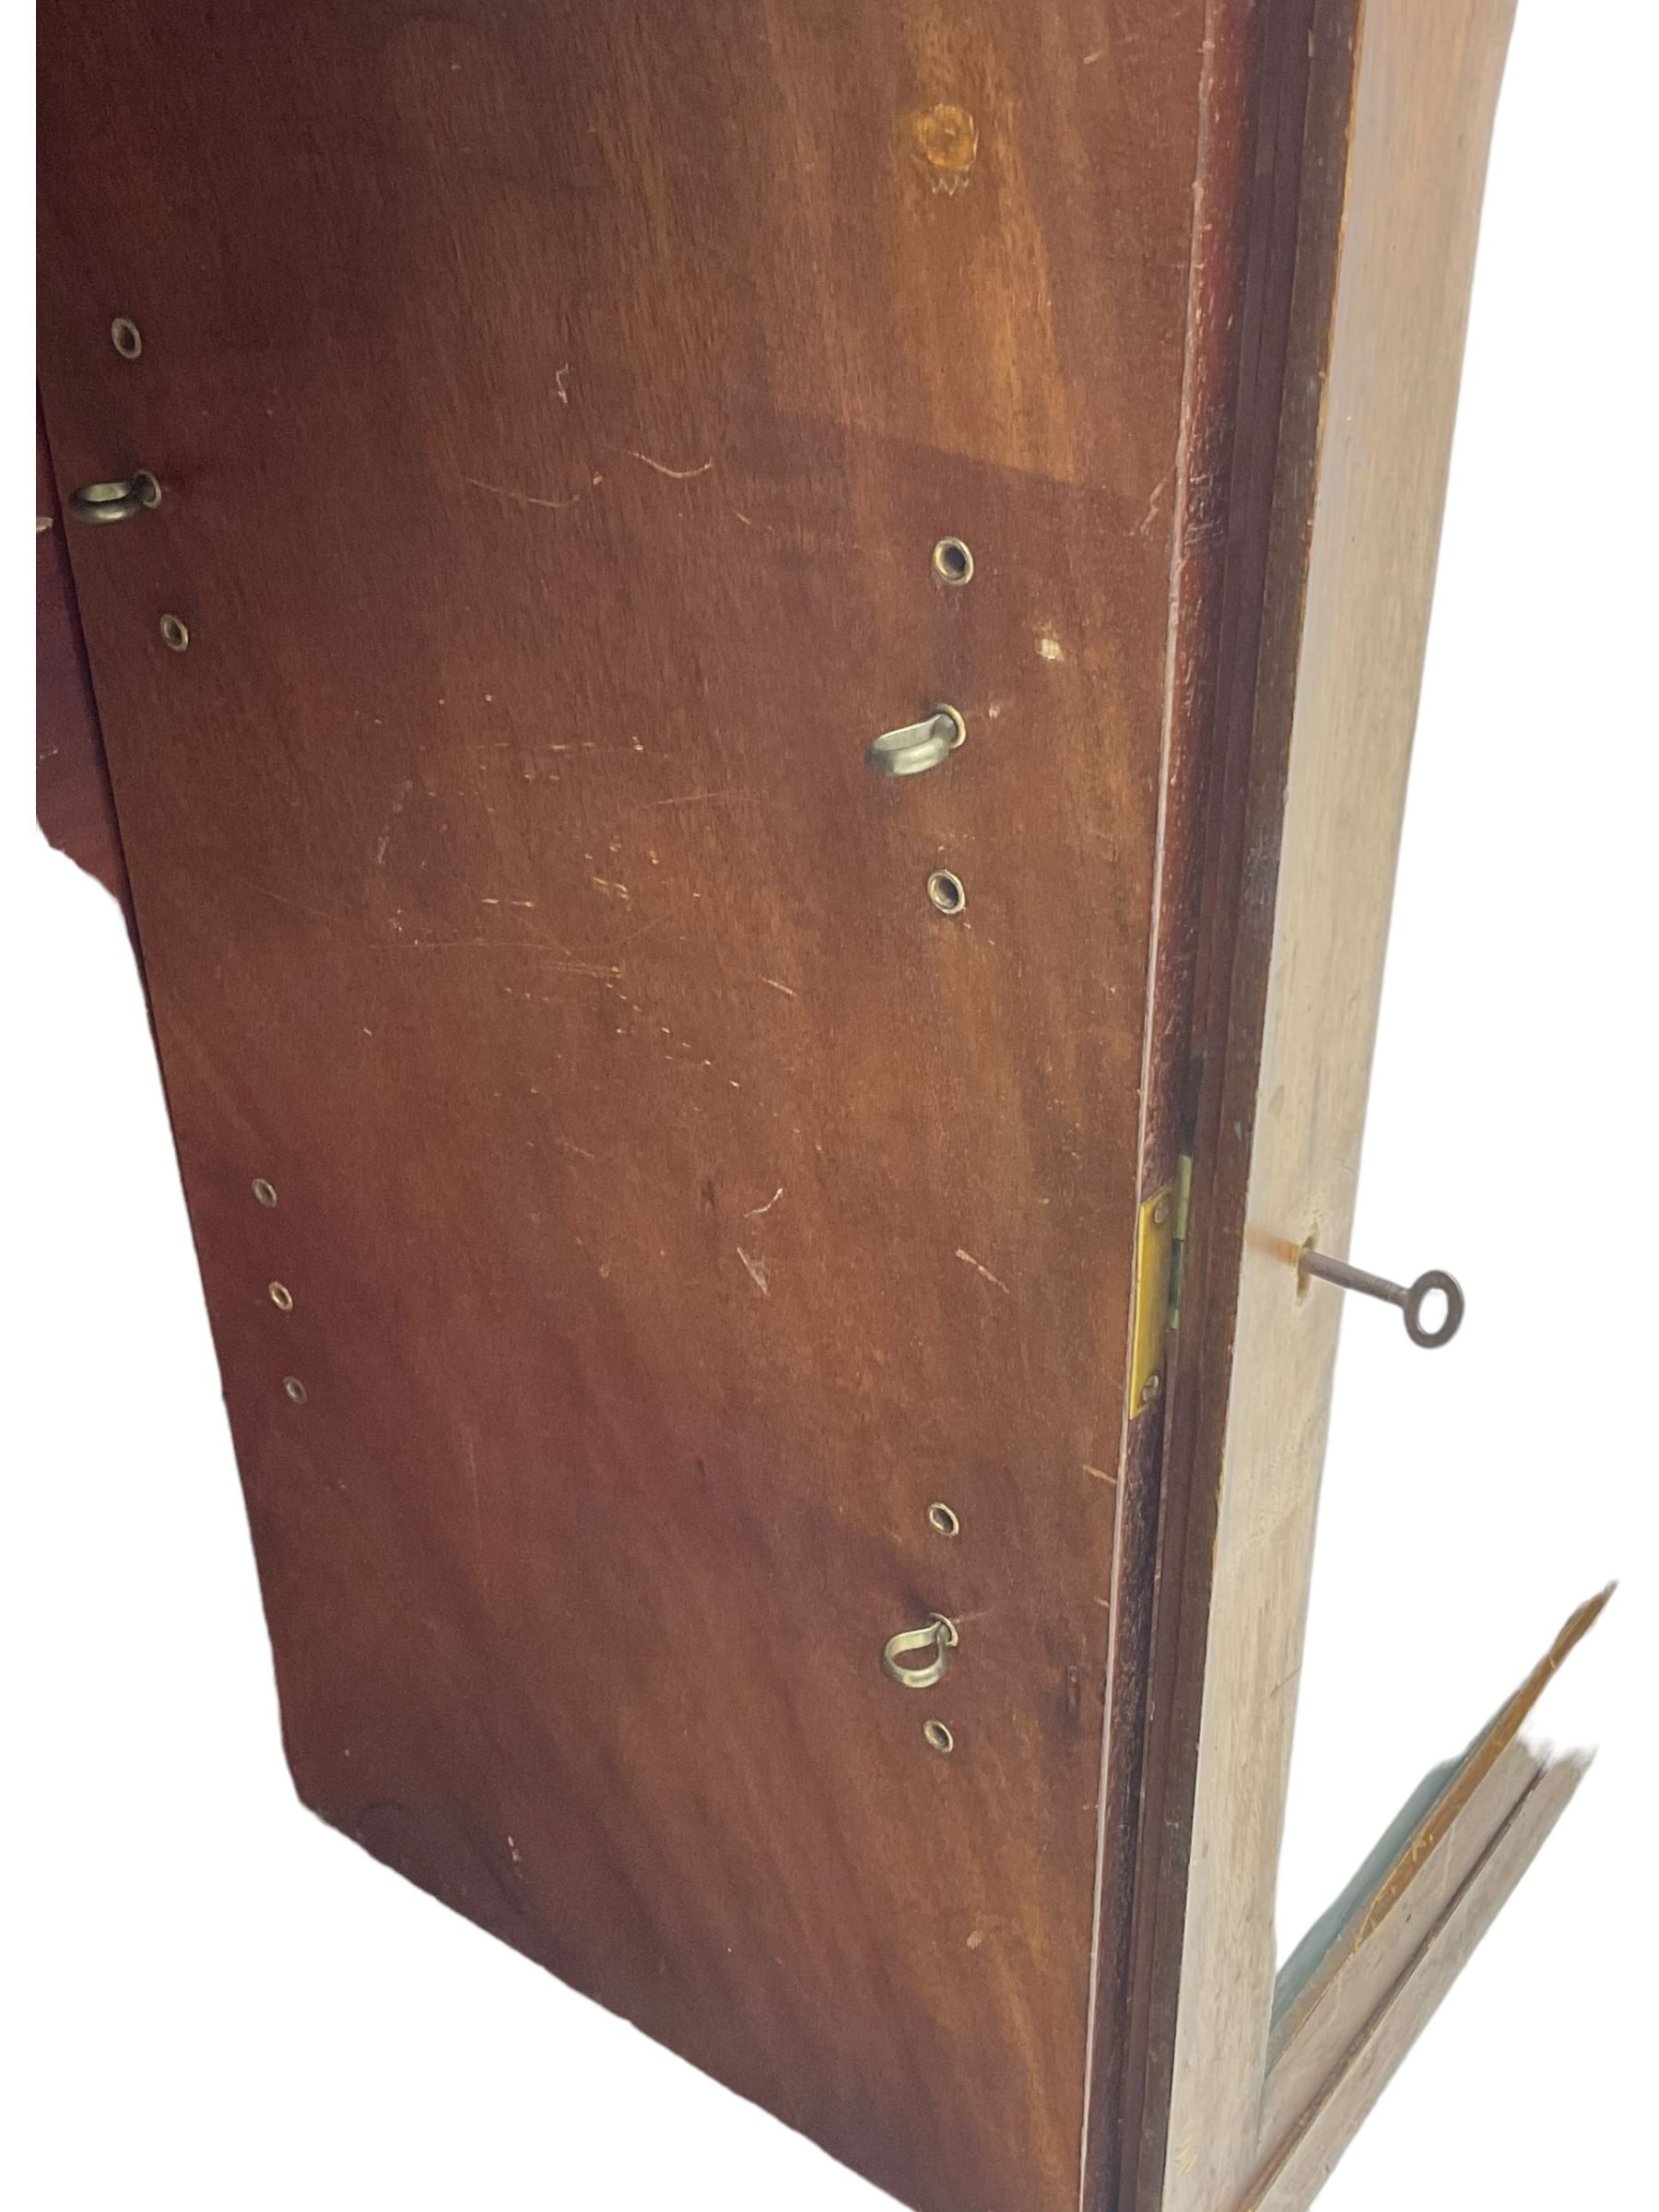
xmin=1237 ymin=1747 xmax=1592 ymax=2212
xmin=1265 ymin=1735 xmax=1541 ymax=2072
xmin=1351 ymin=1587 xmax=1610 ymax=1943
xmin=1266 ymin=1585 xmax=1612 ymax=2085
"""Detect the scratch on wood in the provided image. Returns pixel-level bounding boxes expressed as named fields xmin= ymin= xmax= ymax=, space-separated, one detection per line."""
xmin=1135 ymin=471 xmax=1173 ymax=537
xmin=1082 ymin=1464 xmax=1118 ymax=1485
xmin=747 ymin=1186 xmax=783 ymax=1218
xmin=463 ymin=474 xmax=583 ymax=512
xmin=760 ymin=977 xmax=796 ymax=997
xmin=465 ymin=1427 xmax=486 ymax=1590
xmin=369 ymin=941 xmax=620 ymax=974
xmin=465 ymin=1426 xmax=506 ymax=1750
xmin=735 ymin=1247 xmax=770 ymax=1297
xmin=646 ymin=789 xmax=747 ymax=810
xmin=249 ymin=881 xmax=355 ymax=926
xmin=554 ymin=364 xmax=571 ymax=405
xmin=956 ymin=1247 xmax=1011 ymax=1295
xmin=629 ymin=451 xmax=714 ymax=481
xmin=586 ymin=914 xmax=667 ymax=964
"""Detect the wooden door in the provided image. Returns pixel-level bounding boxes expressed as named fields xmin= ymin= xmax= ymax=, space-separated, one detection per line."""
xmin=38 ymin=7 xmax=1211 ymax=2206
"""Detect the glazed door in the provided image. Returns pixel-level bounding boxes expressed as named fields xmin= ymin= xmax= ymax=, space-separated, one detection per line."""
xmin=38 ymin=7 xmax=1203 ymax=2206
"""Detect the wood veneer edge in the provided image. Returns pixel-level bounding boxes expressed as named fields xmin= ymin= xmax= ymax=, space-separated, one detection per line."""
xmin=1108 ymin=2 xmax=1358 ymax=2201
xmin=1121 ymin=2 xmax=1521 ymax=2205
xmin=1079 ymin=4 xmax=1299 ymax=2202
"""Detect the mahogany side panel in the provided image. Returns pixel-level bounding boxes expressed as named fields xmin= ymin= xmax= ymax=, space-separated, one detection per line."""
xmin=38 ymin=8 xmax=1220 ymax=2209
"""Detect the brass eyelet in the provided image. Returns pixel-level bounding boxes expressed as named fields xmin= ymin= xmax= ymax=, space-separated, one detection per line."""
xmin=926 ymin=869 xmax=967 ymax=917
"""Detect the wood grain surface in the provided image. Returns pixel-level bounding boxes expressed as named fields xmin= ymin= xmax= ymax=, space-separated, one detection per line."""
xmin=36 ymin=403 xmax=129 ymax=910
xmin=1125 ymin=4 xmax=1520 ymax=2207
xmin=37 ymin=5 xmax=1545 ymax=2207
xmin=39 ymin=7 xmax=1218 ymax=2208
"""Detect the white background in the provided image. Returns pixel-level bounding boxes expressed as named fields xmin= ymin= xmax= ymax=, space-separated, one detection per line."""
xmin=12 ymin=6 xmax=1656 ymax=2207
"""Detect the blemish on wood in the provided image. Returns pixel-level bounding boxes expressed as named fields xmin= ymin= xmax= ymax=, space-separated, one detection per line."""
xmin=955 ymin=1247 xmax=1010 ymax=1296
xmin=911 ymin=102 xmax=978 ymax=194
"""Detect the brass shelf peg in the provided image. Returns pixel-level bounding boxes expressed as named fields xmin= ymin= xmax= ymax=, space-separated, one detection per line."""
xmin=1300 ymin=1245 xmax=1465 ymax=1348
xmin=881 ymin=1613 xmax=959 ymax=1690
xmin=68 ymin=471 xmax=161 ymax=524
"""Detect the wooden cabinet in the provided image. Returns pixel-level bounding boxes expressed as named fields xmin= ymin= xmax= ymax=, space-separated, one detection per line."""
xmin=37 ymin=5 xmax=1597 ymax=2207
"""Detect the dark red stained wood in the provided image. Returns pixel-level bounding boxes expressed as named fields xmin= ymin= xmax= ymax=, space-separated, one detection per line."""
xmin=36 ymin=401 xmax=130 ymax=912
xmin=1087 ymin=3 xmax=1316 ymax=2198
xmin=37 ymin=7 xmax=1225 ymax=2209
xmin=1113 ymin=3 xmax=1344 ymax=2199
xmin=38 ymin=5 xmax=1530 ymax=2206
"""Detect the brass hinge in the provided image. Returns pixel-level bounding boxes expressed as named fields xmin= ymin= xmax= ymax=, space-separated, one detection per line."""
xmin=1129 ymin=1154 xmax=1193 ymax=1418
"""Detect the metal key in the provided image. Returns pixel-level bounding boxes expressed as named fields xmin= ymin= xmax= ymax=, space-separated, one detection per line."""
xmin=1299 ymin=1247 xmax=1465 ymax=1348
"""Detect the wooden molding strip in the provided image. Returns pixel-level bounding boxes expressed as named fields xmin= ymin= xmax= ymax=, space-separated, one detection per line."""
xmin=1266 ymin=1586 xmax=1612 ymax=2092
xmin=1238 ymin=1750 xmax=1592 ymax=2212
xmin=1274 ymin=1583 xmax=1610 ymax=2079
xmin=1264 ymin=1734 xmax=1543 ymax=2105
xmin=1351 ymin=1587 xmax=1610 ymax=1945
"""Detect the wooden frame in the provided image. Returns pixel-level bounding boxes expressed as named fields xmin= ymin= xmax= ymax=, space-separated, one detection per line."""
xmin=1112 ymin=4 xmax=1602 ymax=2207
